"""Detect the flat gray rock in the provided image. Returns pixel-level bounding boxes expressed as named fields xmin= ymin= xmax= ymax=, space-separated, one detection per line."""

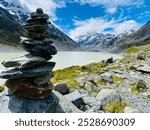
xmin=137 ymin=65 xmax=150 ymax=73
xmin=53 ymin=91 xmax=83 ymax=113
xmin=0 ymin=62 xmax=55 ymax=79
xmin=0 ymin=88 xmax=59 ymax=113
xmin=2 ymin=54 xmax=48 ymax=69
xmin=20 ymin=37 xmax=57 ymax=60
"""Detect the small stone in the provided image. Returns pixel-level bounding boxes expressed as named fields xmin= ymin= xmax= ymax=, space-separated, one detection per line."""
xmin=54 ymin=83 xmax=69 ymax=95
xmin=2 ymin=54 xmax=48 ymax=69
xmin=30 ymin=9 xmax=49 ymax=19
xmin=5 ymin=78 xmax=54 ymax=99
xmin=136 ymin=79 xmax=147 ymax=90
xmin=0 ymin=62 xmax=55 ymax=79
xmin=106 ymin=57 xmax=113 ymax=63
xmin=123 ymin=106 xmax=139 ymax=113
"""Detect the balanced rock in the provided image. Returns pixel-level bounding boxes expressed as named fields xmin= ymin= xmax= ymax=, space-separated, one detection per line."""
xmin=2 ymin=54 xmax=48 ymax=69
xmin=0 ymin=62 xmax=55 ymax=79
xmin=26 ymin=17 xmax=48 ymax=24
xmin=24 ymin=24 xmax=48 ymax=33
xmin=20 ymin=37 xmax=57 ymax=59
xmin=31 ymin=8 xmax=49 ymax=19
xmin=5 ymin=78 xmax=54 ymax=99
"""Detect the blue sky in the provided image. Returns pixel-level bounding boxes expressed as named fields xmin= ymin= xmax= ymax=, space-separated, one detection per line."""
xmin=10 ymin=0 xmax=150 ymax=40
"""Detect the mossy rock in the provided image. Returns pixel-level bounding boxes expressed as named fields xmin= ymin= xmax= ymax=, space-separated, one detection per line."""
xmin=124 ymin=47 xmax=140 ymax=54
xmin=130 ymin=83 xmax=147 ymax=94
xmin=0 ymin=85 xmax=4 ymax=93
xmin=82 ymin=61 xmax=107 ymax=74
xmin=102 ymin=100 xmax=127 ymax=113
xmin=92 ymin=78 xmax=107 ymax=86
xmin=137 ymin=54 xmax=146 ymax=60
xmin=111 ymin=75 xmax=125 ymax=84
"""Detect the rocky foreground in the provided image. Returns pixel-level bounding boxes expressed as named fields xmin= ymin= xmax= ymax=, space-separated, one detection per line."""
xmin=51 ymin=44 xmax=150 ymax=113
xmin=0 ymin=45 xmax=150 ymax=113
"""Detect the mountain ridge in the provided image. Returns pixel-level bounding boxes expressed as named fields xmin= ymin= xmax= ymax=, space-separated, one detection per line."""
xmin=0 ymin=0 xmax=78 ymax=51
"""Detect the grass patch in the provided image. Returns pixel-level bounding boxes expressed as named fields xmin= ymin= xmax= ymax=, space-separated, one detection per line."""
xmin=51 ymin=61 xmax=108 ymax=88
xmin=92 ymin=78 xmax=107 ymax=86
xmin=102 ymin=100 xmax=128 ymax=113
xmin=130 ymin=83 xmax=147 ymax=94
xmin=51 ymin=66 xmax=81 ymax=89
xmin=124 ymin=47 xmax=140 ymax=54
xmin=111 ymin=75 xmax=125 ymax=84
xmin=81 ymin=61 xmax=107 ymax=74
xmin=0 ymin=85 xmax=4 ymax=93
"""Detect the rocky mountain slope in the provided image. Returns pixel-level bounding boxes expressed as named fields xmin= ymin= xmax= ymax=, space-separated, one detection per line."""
xmin=0 ymin=7 xmax=25 ymax=47
xmin=0 ymin=0 xmax=78 ymax=51
xmin=77 ymin=21 xmax=150 ymax=53
xmin=111 ymin=21 xmax=150 ymax=52
xmin=76 ymin=30 xmax=134 ymax=52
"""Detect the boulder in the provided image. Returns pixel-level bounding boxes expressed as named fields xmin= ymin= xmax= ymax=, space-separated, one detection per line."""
xmin=53 ymin=91 xmax=83 ymax=113
xmin=96 ymin=88 xmax=123 ymax=112
xmin=137 ymin=65 xmax=150 ymax=73
xmin=54 ymin=83 xmax=69 ymax=95
xmin=2 ymin=54 xmax=48 ymax=69
xmin=0 ymin=88 xmax=59 ymax=113
xmin=65 ymin=90 xmax=86 ymax=111
xmin=0 ymin=88 xmax=83 ymax=113
xmin=0 ymin=62 xmax=55 ymax=79
xmin=106 ymin=57 xmax=113 ymax=63
xmin=5 ymin=78 xmax=54 ymax=99
xmin=100 ymin=72 xmax=113 ymax=83
xmin=96 ymin=88 xmax=116 ymax=101
xmin=123 ymin=106 xmax=139 ymax=113
xmin=65 ymin=90 xmax=82 ymax=102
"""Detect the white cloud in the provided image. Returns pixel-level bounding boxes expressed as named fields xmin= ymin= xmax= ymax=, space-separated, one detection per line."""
xmin=67 ymin=0 xmax=144 ymax=13
xmin=69 ymin=18 xmax=141 ymax=40
xmin=69 ymin=18 xmax=115 ymax=39
xmin=6 ymin=0 xmax=66 ymax=20
xmin=114 ymin=20 xmax=141 ymax=34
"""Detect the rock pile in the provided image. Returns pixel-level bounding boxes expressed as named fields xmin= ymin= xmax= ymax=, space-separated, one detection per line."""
xmin=0 ymin=8 xmax=57 ymax=99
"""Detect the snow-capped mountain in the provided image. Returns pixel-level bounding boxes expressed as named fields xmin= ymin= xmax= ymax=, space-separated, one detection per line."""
xmin=0 ymin=0 xmax=28 ymax=23
xmin=0 ymin=0 xmax=78 ymax=51
xmin=76 ymin=30 xmax=134 ymax=52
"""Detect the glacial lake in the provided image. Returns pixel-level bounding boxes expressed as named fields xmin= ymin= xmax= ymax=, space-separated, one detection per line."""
xmin=0 ymin=51 xmax=121 ymax=84
xmin=0 ymin=51 xmax=121 ymax=70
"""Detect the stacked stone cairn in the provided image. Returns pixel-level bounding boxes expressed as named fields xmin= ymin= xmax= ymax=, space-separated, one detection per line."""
xmin=0 ymin=8 xmax=57 ymax=99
